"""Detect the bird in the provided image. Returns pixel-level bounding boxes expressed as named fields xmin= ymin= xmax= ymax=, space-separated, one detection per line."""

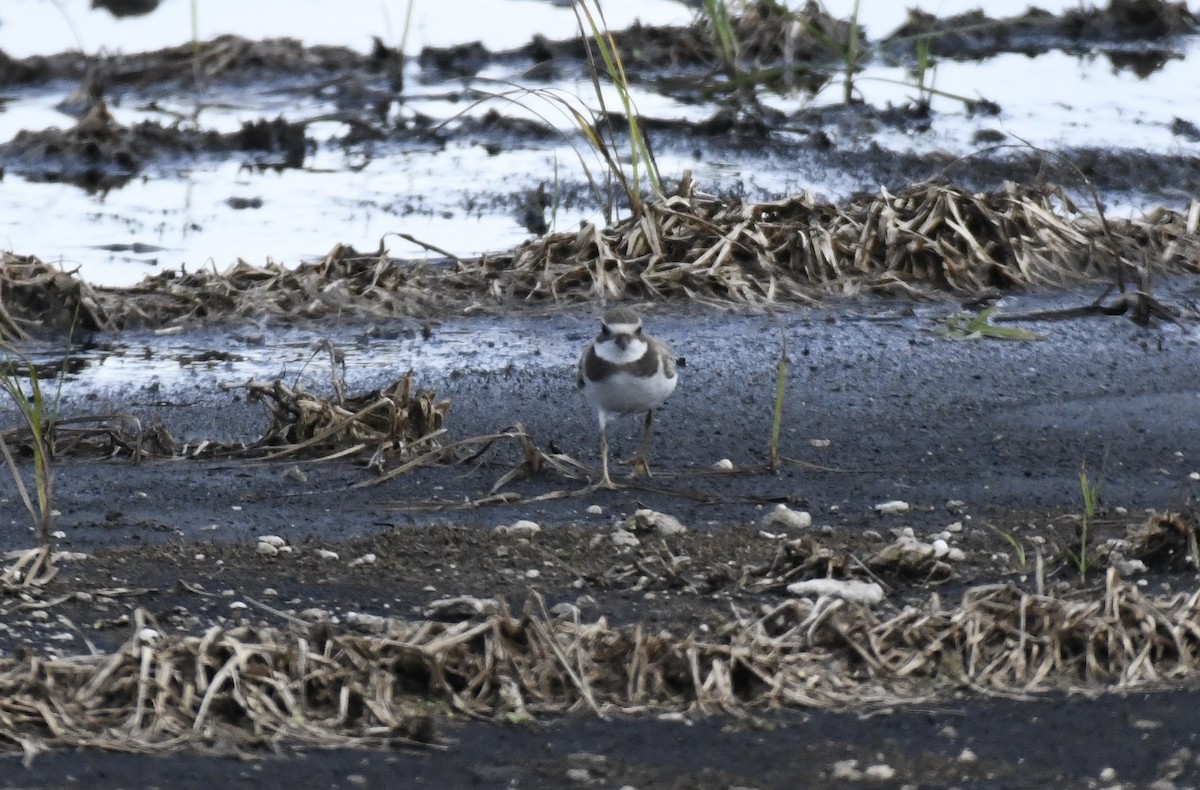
xmin=577 ymin=308 xmax=678 ymax=488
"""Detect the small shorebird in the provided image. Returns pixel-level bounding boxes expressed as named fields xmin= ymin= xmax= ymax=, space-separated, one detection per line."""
xmin=577 ymin=308 xmax=678 ymax=488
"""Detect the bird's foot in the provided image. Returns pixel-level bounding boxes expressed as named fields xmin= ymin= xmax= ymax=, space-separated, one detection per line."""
xmin=587 ymin=474 xmax=619 ymax=491
xmin=628 ymin=456 xmax=651 ymax=479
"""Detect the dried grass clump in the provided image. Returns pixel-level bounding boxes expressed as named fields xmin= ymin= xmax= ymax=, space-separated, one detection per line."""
xmin=4 ymin=572 xmax=1200 ymax=757
xmin=723 ymin=0 xmax=862 ymax=65
xmin=112 ymin=242 xmax=449 ymax=327
xmin=470 ymin=181 xmax=1200 ymax=304
xmin=5 ymin=183 xmax=1198 ymax=333
xmin=0 ymin=252 xmax=113 ymax=341
xmin=237 ymin=371 xmax=450 ymax=468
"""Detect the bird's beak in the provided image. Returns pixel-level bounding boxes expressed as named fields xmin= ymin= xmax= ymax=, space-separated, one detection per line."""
xmin=615 ymin=335 xmax=629 ymax=350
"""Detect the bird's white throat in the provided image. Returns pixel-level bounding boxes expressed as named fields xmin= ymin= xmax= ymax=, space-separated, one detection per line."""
xmin=594 ymin=335 xmax=649 ymax=364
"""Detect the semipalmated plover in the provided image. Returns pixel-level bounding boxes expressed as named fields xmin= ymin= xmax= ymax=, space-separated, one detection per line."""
xmin=577 ymin=308 xmax=678 ymax=488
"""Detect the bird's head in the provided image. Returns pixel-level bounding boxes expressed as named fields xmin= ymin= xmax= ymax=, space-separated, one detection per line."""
xmin=597 ymin=308 xmax=646 ymax=359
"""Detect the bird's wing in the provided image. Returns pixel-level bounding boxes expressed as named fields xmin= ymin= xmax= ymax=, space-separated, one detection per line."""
xmin=660 ymin=340 xmax=677 ymax=379
xmin=576 ymin=344 xmax=591 ymax=389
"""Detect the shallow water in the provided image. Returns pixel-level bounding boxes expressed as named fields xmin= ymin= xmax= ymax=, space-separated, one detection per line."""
xmin=0 ymin=0 xmax=1198 ymax=285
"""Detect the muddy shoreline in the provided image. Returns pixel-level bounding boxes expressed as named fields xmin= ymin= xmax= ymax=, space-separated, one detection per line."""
xmin=3 ymin=287 xmax=1200 ymax=785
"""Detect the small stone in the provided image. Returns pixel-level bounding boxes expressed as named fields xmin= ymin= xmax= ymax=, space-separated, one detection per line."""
xmin=51 ymin=530 xmax=66 ymax=540
xmin=284 ymin=465 xmax=308 ymax=483
xmin=946 ymin=521 xmax=964 ymax=533
xmin=315 ymin=549 xmax=340 ymax=560
xmin=509 ymin=519 xmax=542 ymax=536
xmin=566 ymin=768 xmax=591 ymax=783
xmin=257 ymin=535 xmax=287 ymax=548
xmin=611 ymin=529 xmax=640 ymax=548
xmin=947 ymin=547 xmax=967 ymax=561
xmin=1190 ymin=472 xmax=1200 ymax=481
xmin=230 ymin=601 xmax=248 ymax=611
xmin=586 ymin=504 xmax=603 ymax=515
xmin=761 ymin=503 xmax=812 ymax=531
xmin=712 ymin=458 xmax=734 ymax=470
xmin=938 ymin=725 xmax=958 ymax=739
xmin=863 ymin=764 xmax=896 ymax=781
xmin=525 ymin=569 xmax=541 ymax=579
xmin=346 ymin=612 xmax=387 ymax=631
xmin=349 ymin=553 xmax=377 ymax=566
xmin=831 ymin=760 xmax=861 ymax=780
xmin=256 ymin=542 xmax=279 ymax=557
xmin=932 ymin=539 xmax=950 ymax=558
xmin=958 ymin=748 xmax=977 ymax=763
xmin=137 ymin=627 xmax=162 ymax=644
xmin=874 ymin=500 xmax=910 ymax=515
xmin=1114 ymin=558 xmax=1148 ymax=575
xmin=809 ymin=438 xmax=831 ymax=447
xmin=262 ymin=588 xmax=278 ymax=597
xmin=631 ymin=509 xmax=687 ymax=536
xmin=1099 ymin=767 xmax=1116 ymax=782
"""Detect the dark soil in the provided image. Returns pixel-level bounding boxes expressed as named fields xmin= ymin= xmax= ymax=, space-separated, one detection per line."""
xmin=3 ymin=289 xmax=1200 ymax=786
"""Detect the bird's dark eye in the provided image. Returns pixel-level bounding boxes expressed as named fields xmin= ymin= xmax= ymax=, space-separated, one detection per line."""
xmin=636 ymin=327 xmax=645 ymax=336
xmin=600 ymin=324 xmax=612 ymax=337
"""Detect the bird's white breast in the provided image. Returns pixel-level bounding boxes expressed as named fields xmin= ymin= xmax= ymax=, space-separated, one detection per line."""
xmin=582 ymin=362 xmax=677 ymax=416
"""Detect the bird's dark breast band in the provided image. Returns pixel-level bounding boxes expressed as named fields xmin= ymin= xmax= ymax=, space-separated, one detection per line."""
xmin=583 ymin=346 xmax=667 ymax=382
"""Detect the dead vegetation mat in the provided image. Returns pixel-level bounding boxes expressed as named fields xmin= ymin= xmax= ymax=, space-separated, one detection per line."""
xmin=3 ymin=569 xmax=1200 ymax=758
xmin=2 ymin=181 xmax=1197 ymax=339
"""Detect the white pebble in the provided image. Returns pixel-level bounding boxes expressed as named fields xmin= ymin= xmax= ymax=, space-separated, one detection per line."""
xmin=958 ymin=748 xmax=977 ymax=763
xmin=946 ymin=520 xmax=964 ymax=533
xmin=509 ymin=519 xmax=541 ymax=536
xmin=632 ymin=509 xmax=687 ymax=536
xmin=787 ymin=579 xmax=884 ymax=604
xmin=874 ymin=500 xmax=910 ymax=515
xmin=611 ymin=529 xmax=640 ymax=548
xmin=712 ymin=458 xmax=734 ymax=470
xmin=586 ymin=504 xmax=603 ymax=515
xmin=257 ymin=535 xmax=287 ymax=548
xmin=1190 ymin=472 xmax=1200 ymax=481
xmin=256 ymin=542 xmax=279 ymax=557
xmin=525 ymin=569 xmax=541 ymax=579
xmin=932 ymin=539 xmax=950 ymax=558
xmin=761 ymin=503 xmax=812 ymax=531
xmin=863 ymin=764 xmax=896 ymax=781
xmin=316 ymin=549 xmax=340 ymax=560
xmin=349 ymin=553 xmax=377 ymax=566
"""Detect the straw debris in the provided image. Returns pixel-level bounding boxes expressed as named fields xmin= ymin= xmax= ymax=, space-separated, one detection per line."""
xmin=5 ymin=183 xmax=1196 ymax=334
xmin=4 ymin=572 xmax=1200 ymax=756
xmin=235 ymin=371 xmax=451 ymax=469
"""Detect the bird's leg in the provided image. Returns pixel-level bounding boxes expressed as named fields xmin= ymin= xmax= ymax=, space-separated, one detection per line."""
xmin=598 ymin=428 xmax=617 ymax=489
xmin=629 ymin=409 xmax=654 ymax=478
